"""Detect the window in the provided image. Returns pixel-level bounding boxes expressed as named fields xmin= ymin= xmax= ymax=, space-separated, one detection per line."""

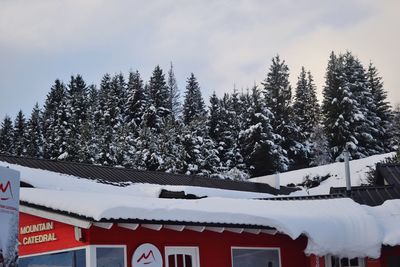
xmin=388 ymin=256 xmax=400 ymax=267
xmin=165 ymin=247 xmax=200 ymax=267
xmin=326 ymin=256 xmax=365 ymax=267
xmin=96 ymin=247 xmax=125 ymax=267
xmin=231 ymin=247 xmax=281 ymax=267
xmin=19 ymin=249 xmax=86 ymax=267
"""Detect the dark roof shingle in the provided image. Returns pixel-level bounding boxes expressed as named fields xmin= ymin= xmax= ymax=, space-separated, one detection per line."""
xmin=0 ymin=154 xmax=297 ymax=195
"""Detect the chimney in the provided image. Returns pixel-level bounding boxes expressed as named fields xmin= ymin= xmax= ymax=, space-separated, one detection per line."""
xmin=274 ymin=173 xmax=280 ymax=190
xmin=344 ymin=149 xmax=351 ymax=194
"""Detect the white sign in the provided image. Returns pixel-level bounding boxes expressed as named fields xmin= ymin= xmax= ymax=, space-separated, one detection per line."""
xmin=132 ymin=243 xmax=163 ymax=267
xmin=0 ymin=166 xmax=20 ymax=267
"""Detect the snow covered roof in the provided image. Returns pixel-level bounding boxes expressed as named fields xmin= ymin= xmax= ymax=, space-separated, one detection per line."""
xmin=19 ymin=188 xmax=400 ymax=259
xmin=2 ymin=155 xmax=400 ymax=259
xmin=0 ymin=154 xmax=296 ymax=195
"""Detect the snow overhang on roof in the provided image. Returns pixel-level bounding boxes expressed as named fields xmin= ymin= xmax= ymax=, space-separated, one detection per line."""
xmin=20 ymin=187 xmax=400 ymax=259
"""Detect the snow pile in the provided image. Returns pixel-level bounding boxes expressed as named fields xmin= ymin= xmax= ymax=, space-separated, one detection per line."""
xmin=20 ymin=187 xmax=400 ymax=259
xmin=251 ymin=152 xmax=395 ymax=195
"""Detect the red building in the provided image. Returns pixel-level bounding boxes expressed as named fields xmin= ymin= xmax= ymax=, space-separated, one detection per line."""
xmin=1 ymin=155 xmax=400 ymax=267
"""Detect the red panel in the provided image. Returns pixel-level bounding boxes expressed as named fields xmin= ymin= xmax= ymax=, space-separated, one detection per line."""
xmin=19 ymin=212 xmax=89 ymax=256
xmin=88 ymin=225 xmax=309 ymax=267
xmin=308 ymin=255 xmax=326 ymax=267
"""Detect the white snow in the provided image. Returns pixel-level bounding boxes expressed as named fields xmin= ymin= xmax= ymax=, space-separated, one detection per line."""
xmin=3 ymin=153 xmax=400 ymax=259
xmin=20 ymin=188 xmax=400 ymax=259
xmin=0 ymin=161 xmax=274 ymax=199
xmin=251 ymin=152 xmax=395 ymax=195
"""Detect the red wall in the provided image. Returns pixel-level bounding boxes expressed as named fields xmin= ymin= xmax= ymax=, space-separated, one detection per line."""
xmin=24 ymin=212 xmax=400 ymax=267
xmin=19 ymin=213 xmax=89 ymax=255
xmin=88 ymin=224 xmax=308 ymax=267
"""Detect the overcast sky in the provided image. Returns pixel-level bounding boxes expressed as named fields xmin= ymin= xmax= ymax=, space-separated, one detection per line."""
xmin=1 ymin=0 xmax=399 ymax=120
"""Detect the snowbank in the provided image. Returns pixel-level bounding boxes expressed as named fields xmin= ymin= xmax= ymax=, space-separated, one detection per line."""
xmin=21 ymin=188 xmax=400 ymax=259
xmin=251 ymin=153 xmax=395 ymax=195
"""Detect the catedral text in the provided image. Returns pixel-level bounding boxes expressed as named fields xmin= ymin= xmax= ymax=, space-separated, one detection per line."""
xmin=20 ymin=221 xmax=57 ymax=245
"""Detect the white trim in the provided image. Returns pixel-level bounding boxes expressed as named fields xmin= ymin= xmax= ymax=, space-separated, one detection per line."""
xmin=262 ymin=229 xmax=277 ymax=235
xmin=118 ymin=223 xmax=139 ymax=230
xmin=165 ymin=246 xmax=200 ymax=267
xmin=142 ymin=224 xmax=163 ymax=231
xmin=206 ymin=226 xmax=225 ymax=233
xmin=164 ymin=225 xmax=186 ymax=231
xmin=243 ymin=229 xmax=261 ymax=235
xmin=186 ymin=226 xmax=205 ymax=232
xmin=226 ymin=228 xmax=244 ymax=234
xmin=92 ymin=245 xmax=127 ymax=267
xmin=21 ymin=205 xmax=92 ymax=229
xmin=93 ymin=222 xmax=113 ymax=229
xmin=230 ymin=246 xmax=282 ymax=267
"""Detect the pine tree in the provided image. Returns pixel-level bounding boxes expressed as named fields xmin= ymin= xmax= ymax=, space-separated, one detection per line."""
xmin=367 ymin=62 xmax=393 ymax=152
xmin=183 ymin=73 xmax=206 ymax=125
xmin=343 ymin=52 xmax=380 ymax=158
xmin=13 ymin=110 xmax=27 ymax=156
xmin=26 ymin=103 xmax=43 ymax=158
xmin=148 ymin=65 xmax=171 ymax=127
xmin=42 ymin=79 xmax=69 ymax=159
xmin=66 ymin=75 xmax=89 ymax=161
xmin=293 ymin=67 xmax=320 ymax=167
xmin=79 ymin=84 xmax=98 ymax=163
xmin=125 ymin=70 xmax=147 ymax=130
xmin=262 ymin=55 xmax=304 ymax=169
xmin=167 ymin=63 xmax=181 ymax=120
xmin=96 ymin=74 xmax=120 ymax=165
xmin=390 ymin=104 xmax=400 ymax=150
xmin=239 ymin=86 xmax=288 ymax=177
xmin=0 ymin=116 xmax=14 ymax=154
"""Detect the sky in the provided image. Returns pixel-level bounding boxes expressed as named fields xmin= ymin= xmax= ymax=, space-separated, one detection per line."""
xmin=0 ymin=0 xmax=399 ymax=120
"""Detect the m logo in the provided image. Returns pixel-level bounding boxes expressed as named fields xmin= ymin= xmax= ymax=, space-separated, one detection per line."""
xmin=137 ymin=250 xmax=156 ymax=264
xmin=0 ymin=180 xmax=13 ymax=200
xmin=132 ymin=243 xmax=162 ymax=267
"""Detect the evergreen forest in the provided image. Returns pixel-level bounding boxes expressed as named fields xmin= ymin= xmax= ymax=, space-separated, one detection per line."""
xmin=1 ymin=51 xmax=399 ymax=180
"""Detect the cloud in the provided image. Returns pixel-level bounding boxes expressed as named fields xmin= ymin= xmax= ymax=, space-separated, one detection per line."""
xmin=0 ymin=0 xmax=399 ymax=119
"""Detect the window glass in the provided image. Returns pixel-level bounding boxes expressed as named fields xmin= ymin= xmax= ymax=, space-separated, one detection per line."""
xmin=165 ymin=247 xmax=198 ymax=267
xmin=232 ymin=248 xmax=280 ymax=267
xmin=19 ymin=249 xmax=86 ymax=267
xmin=388 ymin=256 xmax=400 ymax=267
xmin=96 ymin=247 xmax=125 ymax=267
xmin=328 ymin=256 xmax=363 ymax=267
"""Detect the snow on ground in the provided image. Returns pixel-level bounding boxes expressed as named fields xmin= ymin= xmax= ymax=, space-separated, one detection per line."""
xmin=0 ymin=161 xmax=274 ymax=199
xmin=20 ymin=187 xmax=400 ymax=259
xmin=250 ymin=152 xmax=395 ymax=196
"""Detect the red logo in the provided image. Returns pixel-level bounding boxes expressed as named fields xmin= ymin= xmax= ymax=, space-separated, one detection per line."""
xmin=137 ymin=250 xmax=156 ymax=264
xmin=0 ymin=180 xmax=13 ymax=200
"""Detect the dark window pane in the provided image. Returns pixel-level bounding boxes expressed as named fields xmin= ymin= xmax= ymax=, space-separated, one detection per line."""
xmin=185 ymin=255 xmax=193 ymax=267
xmin=168 ymin=255 xmax=176 ymax=267
xmin=232 ymin=249 xmax=280 ymax=267
xmin=331 ymin=256 xmax=339 ymax=267
xmin=388 ymin=256 xmax=400 ymax=267
xmin=341 ymin=257 xmax=350 ymax=267
xmin=349 ymin=258 xmax=359 ymax=266
xmin=19 ymin=249 xmax=86 ymax=267
xmin=96 ymin=247 xmax=124 ymax=267
xmin=176 ymin=254 xmax=184 ymax=267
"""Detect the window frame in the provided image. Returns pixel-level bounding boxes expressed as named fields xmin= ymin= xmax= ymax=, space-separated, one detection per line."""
xmin=230 ymin=246 xmax=282 ymax=267
xmin=18 ymin=246 xmax=89 ymax=266
xmin=325 ymin=255 xmax=366 ymax=267
xmin=89 ymin=244 xmax=127 ymax=267
xmin=164 ymin=246 xmax=201 ymax=267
